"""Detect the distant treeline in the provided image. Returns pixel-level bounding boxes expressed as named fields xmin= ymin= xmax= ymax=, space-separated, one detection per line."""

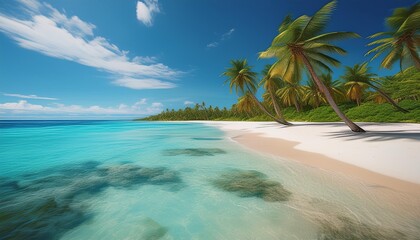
xmin=140 ymin=67 xmax=419 ymax=123
xmin=139 ymin=100 xmax=419 ymax=123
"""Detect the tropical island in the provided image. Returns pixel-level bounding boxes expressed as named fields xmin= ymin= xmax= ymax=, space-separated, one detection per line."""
xmin=142 ymin=1 xmax=419 ymax=127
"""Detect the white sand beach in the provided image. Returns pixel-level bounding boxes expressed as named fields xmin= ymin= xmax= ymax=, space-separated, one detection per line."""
xmin=198 ymin=121 xmax=420 ymax=193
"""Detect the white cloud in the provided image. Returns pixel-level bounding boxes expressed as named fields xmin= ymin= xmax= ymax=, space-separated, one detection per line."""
xmin=0 ymin=99 xmax=164 ymax=115
xmin=133 ymin=56 xmax=158 ymax=64
xmin=184 ymin=101 xmax=194 ymax=105
xmin=221 ymin=28 xmax=235 ymax=40
xmin=207 ymin=28 xmax=235 ymax=48
xmin=3 ymin=93 xmax=58 ymax=100
xmin=0 ymin=0 xmax=179 ymax=89
xmin=206 ymin=42 xmax=218 ymax=48
xmin=135 ymin=98 xmax=147 ymax=105
xmin=136 ymin=0 xmax=160 ymax=26
xmin=113 ymin=77 xmax=176 ymax=90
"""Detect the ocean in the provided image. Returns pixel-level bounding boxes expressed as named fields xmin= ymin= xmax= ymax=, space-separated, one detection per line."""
xmin=0 ymin=120 xmax=419 ymax=239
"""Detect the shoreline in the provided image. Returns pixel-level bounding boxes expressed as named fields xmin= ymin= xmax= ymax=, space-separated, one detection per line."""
xmin=195 ymin=121 xmax=420 ymax=195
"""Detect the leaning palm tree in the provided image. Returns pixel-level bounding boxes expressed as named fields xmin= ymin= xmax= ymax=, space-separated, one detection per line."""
xmin=222 ymin=59 xmax=289 ymax=125
xmin=259 ymin=1 xmax=365 ymax=132
xmin=321 ymin=73 xmax=346 ymax=103
xmin=366 ymin=3 xmax=420 ymax=70
xmin=341 ymin=63 xmax=409 ymax=112
xmin=260 ymin=64 xmax=291 ymax=125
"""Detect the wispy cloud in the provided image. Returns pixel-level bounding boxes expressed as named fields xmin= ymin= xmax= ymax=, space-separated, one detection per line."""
xmin=207 ymin=28 xmax=235 ymax=48
xmin=0 ymin=99 xmax=164 ymax=115
xmin=0 ymin=0 xmax=179 ymax=89
xmin=136 ymin=0 xmax=160 ymax=26
xmin=184 ymin=101 xmax=194 ymax=105
xmin=3 ymin=93 xmax=58 ymax=100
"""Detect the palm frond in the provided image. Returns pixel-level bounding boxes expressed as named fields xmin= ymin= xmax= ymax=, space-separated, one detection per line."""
xmin=305 ymin=31 xmax=360 ymax=43
xmin=299 ymin=0 xmax=336 ymax=41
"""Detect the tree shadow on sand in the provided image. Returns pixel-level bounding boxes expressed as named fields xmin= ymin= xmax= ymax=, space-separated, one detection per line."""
xmin=324 ymin=130 xmax=420 ymax=142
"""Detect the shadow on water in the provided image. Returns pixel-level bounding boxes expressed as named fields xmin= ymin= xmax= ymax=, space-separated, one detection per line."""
xmin=0 ymin=161 xmax=183 ymax=239
xmin=212 ymin=169 xmax=291 ymax=202
xmin=163 ymin=148 xmax=227 ymax=156
xmin=325 ymin=130 xmax=420 ymax=142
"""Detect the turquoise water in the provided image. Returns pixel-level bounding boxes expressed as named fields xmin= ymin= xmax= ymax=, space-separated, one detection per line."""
xmin=1 ymin=121 xmax=419 ymax=239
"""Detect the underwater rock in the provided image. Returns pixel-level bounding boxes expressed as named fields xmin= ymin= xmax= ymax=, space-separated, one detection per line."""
xmin=317 ymin=216 xmax=407 ymax=240
xmin=0 ymin=197 xmax=87 ymax=240
xmin=163 ymin=148 xmax=226 ymax=156
xmin=139 ymin=218 xmax=168 ymax=240
xmin=212 ymin=170 xmax=291 ymax=202
xmin=0 ymin=162 xmax=183 ymax=239
xmin=99 ymin=164 xmax=182 ymax=187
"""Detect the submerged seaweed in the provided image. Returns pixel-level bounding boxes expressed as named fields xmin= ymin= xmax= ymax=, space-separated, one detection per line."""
xmin=163 ymin=148 xmax=226 ymax=156
xmin=317 ymin=216 xmax=407 ymax=240
xmin=0 ymin=162 xmax=182 ymax=239
xmin=212 ymin=170 xmax=291 ymax=202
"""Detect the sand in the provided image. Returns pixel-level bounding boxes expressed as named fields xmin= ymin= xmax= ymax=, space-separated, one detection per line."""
xmin=196 ymin=121 xmax=420 ymax=193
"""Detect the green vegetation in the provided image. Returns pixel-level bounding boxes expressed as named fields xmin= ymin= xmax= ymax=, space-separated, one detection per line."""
xmin=140 ymin=2 xmax=419 ymax=126
xmin=140 ymin=100 xmax=420 ymax=123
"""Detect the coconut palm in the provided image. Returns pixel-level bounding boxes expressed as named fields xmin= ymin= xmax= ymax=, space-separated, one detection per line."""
xmin=342 ymin=63 xmax=408 ymax=112
xmin=303 ymin=73 xmax=344 ymax=108
xmin=366 ymin=3 xmax=420 ymax=70
xmin=259 ymin=1 xmax=365 ymax=132
xmin=321 ymin=73 xmax=346 ymax=103
xmin=343 ymin=77 xmax=368 ymax=106
xmin=303 ymin=80 xmax=323 ymax=108
xmin=222 ymin=59 xmax=289 ymax=125
xmin=236 ymin=91 xmax=258 ymax=117
xmin=277 ymin=81 xmax=305 ymax=112
xmin=260 ymin=64 xmax=291 ymax=125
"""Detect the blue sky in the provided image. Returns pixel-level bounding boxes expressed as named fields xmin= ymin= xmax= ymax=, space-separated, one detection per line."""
xmin=0 ymin=0 xmax=416 ymax=119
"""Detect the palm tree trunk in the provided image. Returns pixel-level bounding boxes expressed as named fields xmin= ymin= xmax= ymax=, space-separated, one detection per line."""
xmin=301 ymin=55 xmax=365 ymax=132
xmin=269 ymin=88 xmax=292 ymax=125
xmin=246 ymin=85 xmax=289 ymax=125
xmin=294 ymin=96 xmax=301 ymax=112
xmin=370 ymin=84 xmax=409 ymax=113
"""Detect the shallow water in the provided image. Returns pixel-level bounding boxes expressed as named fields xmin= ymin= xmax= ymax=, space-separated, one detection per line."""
xmin=0 ymin=120 xmax=419 ymax=239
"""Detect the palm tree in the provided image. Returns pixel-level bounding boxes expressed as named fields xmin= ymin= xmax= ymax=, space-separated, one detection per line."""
xmin=303 ymin=73 xmax=344 ymax=108
xmin=236 ymin=92 xmax=258 ymax=117
xmin=321 ymin=73 xmax=346 ymax=103
xmin=259 ymin=1 xmax=365 ymax=132
xmin=303 ymin=80 xmax=323 ymax=108
xmin=343 ymin=77 xmax=369 ymax=106
xmin=277 ymin=81 xmax=305 ymax=112
xmin=260 ymin=64 xmax=291 ymax=125
xmin=366 ymin=3 xmax=420 ymax=70
xmin=341 ymin=63 xmax=408 ymax=112
xmin=222 ymin=59 xmax=289 ymax=125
